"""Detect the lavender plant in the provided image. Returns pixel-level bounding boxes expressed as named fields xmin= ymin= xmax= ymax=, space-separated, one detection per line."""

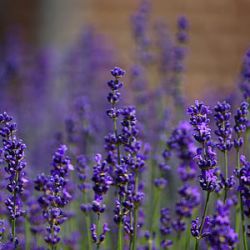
xmin=0 ymin=2 xmax=250 ymax=249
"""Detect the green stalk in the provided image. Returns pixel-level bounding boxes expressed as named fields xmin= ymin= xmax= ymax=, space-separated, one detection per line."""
xmin=223 ymin=150 xmax=228 ymax=202
xmin=195 ymin=238 xmax=199 ymax=250
xmin=240 ymin=194 xmax=248 ymax=250
xmin=25 ymin=216 xmax=30 ymax=250
xmin=132 ymin=173 xmax=139 ymax=250
xmin=184 ymin=221 xmax=191 ymax=250
xmin=237 ymin=149 xmax=248 ymax=250
xmin=195 ymin=191 xmax=211 ymax=250
xmin=96 ymin=214 xmax=100 ymax=250
xmin=112 ymin=91 xmax=124 ymax=250
xmin=235 ymin=149 xmax=248 ymax=250
xmin=151 ymin=187 xmax=160 ymax=247
xmin=118 ymin=222 xmax=123 ymax=250
xmin=83 ymin=193 xmax=92 ymax=250
xmin=12 ymin=171 xmax=19 ymax=249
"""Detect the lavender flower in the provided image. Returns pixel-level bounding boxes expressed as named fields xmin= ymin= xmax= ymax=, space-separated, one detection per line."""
xmin=0 ymin=220 xmax=5 ymax=241
xmin=214 ymin=101 xmax=235 ymax=199
xmin=206 ymin=199 xmax=238 ymax=249
xmin=234 ymin=101 xmax=249 ymax=149
xmin=239 ymin=49 xmax=250 ymax=101
xmin=164 ymin=121 xmax=200 ymax=234
xmin=131 ymin=0 xmax=153 ymax=65
xmin=191 ymin=216 xmax=211 ymax=239
xmin=176 ymin=16 xmax=189 ymax=44
xmin=92 ymin=154 xmax=112 ymax=214
xmin=91 ymin=154 xmax=112 ymax=248
xmin=236 ymin=155 xmax=250 ymax=219
xmin=214 ymin=101 xmax=233 ymax=152
xmin=188 ymin=101 xmax=217 ymax=191
xmin=0 ymin=112 xmax=28 ymax=246
xmin=160 ymin=208 xmax=173 ymax=249
xmin=35 ymin=145 xmax=73 ymax=248
xmin=166 ymin=121 xmax=197 ymax=182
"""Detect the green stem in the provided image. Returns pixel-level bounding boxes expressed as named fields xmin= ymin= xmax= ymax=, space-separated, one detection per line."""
xmin=25 ymin=216 xmax=30 ymax=250
xmin=240 ymin=194 xmax=248 ymax=250
xmin=224 ymin=150 xmax=228 ymax=180
xmin=223 ymin=150 xmax=228 ymax=203
xmin=195 ymin=191 xmax=211 ymax=250
xmin=83 ymin=193 xmax=92 ymax=250
xmin=112 ymin=99 xmax=123 ymax=250
xmin=199 ymin=191 xmax=210 ymax=236
xmin=118 ymin=222 xmax=123 ymax=250
xmin=96 ymin=214 xmax=100 ymax=250
xmin=151 ymin=188 xmax=160 ymax=231
xmin=195 ymin=238 xmax=199 ymax=250
xmin=235 ymin=149 xmax=248 ymax=250
xmin=132 ymin=173 xmax=139 ymax=250
xmin=235 ymin=150 xmax=241 ymax=249
xmin=12 ymin=171 xmax=19 ymax=249
xmin=184 ymin=222 xmax=191 ymax=250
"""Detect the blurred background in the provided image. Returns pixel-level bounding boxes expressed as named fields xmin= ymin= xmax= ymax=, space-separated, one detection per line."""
xmin=1 ymin=0 xmax=250 ymax=98
xmin=0 ymin=0 xmax=250 ymax=171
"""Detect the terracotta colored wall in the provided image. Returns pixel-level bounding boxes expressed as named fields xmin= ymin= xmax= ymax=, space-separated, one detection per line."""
xmin=84 ymin=0 xmax=250 ymax=100
xmin=2 ymin=0 xmax=250 ymax=100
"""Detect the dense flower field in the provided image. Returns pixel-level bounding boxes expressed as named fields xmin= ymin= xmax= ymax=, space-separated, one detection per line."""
xmin=0 ymin=1 xmax=250 ymax=250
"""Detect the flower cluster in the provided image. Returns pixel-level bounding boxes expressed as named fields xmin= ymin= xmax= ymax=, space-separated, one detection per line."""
xmin=176 ymin=16 xmax=189 ymax=44
xmin=214 ymin=101 xmax=233 ymax=152
xmin=188 ymin=101 xmax=217 ymax=192
xmin=206 ymin=199 xmax=238 ymax=249
xmin=35 ymin=145 xmax=73 ymax=247
xmin=236 ymin=156 xmax=250 ymax=220
xmin=0 ymin=112 xmax=28 ymax=246
xmin=159 ymin=208 xmax=173 ymax=249
xmin=163 ymin=121 xmax=200 ymax=234
xmin=90 ymin=154 xmax=112 ymax=247
xmin=240 ymin=49 xmax=250 ymax=101
xmin=234 ymin=101 xmax=249 ymax=149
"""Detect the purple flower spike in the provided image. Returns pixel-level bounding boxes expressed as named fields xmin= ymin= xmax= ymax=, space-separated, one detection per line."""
xmin=239 ymin=49 xmax=250 ymax=100
xmin=214 ymin=101 xmax=233 ymax=152
xmin=110 ymin=67 xmax=125 ymax=78
xmin=0 ymin=112 xmax=28 ymax=246
xmin=35 ymin=145 xmax=73 ymax=248
xmin=206 ymin=199 xmax=238 ymax=249
xmin=188 ymin=101 xmax=218 ymax=192
xmin=234 ymin=101 xmax=249 ymax=149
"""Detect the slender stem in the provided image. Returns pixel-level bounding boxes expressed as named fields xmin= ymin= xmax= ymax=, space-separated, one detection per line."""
xmin=25 ymin=216 xmax=30 ymax=250
xmin=184 ymin=221 xmax=191 ymax=250
xmin=235 ymin=149 xmax=241 ymax=249
xmin=113 ymin=116 xmax=121 ymax=165
xmin=132 ymin=173 xmax=139 ymax=250
xmin=195 ymin=238 xmax=199 ymax=250
xmin=235 ymin=148 xmax=248 ymax=250
xmin=195 ymin=191 xmax=211 ymax=250
xmin=240 ymin=194 xmax=248 ymax=250
xmin=83 ymin=192 xmax=92 ymax=250
xmin=150 ymin=187 xmax=160 ymax=247
xmin=12 ymin=171 xmax=19 ymax=249
xmin=151 ymin=188 xmax=160 ymax=232
xmin=112 ymin=88 xmax=120 ymax=165
xmin=118 ymin=222 xmax=123 ymax=250
xmin=112 ymin=100 xmax=123 ymax=250
xmin=199 ymin=191 xmax=210 ymax=236
xmin=96 ymin=214 xmax=100 ymax=250
xmin=223 ymin=150 xmax=228 ymax=202
xmin=224 ymin=150 xmax=228 ymax=180
xmin=148 ymin=238 xmax=153 ymax=250
xmin=236 ymin=149 xmax=240 ymax=170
